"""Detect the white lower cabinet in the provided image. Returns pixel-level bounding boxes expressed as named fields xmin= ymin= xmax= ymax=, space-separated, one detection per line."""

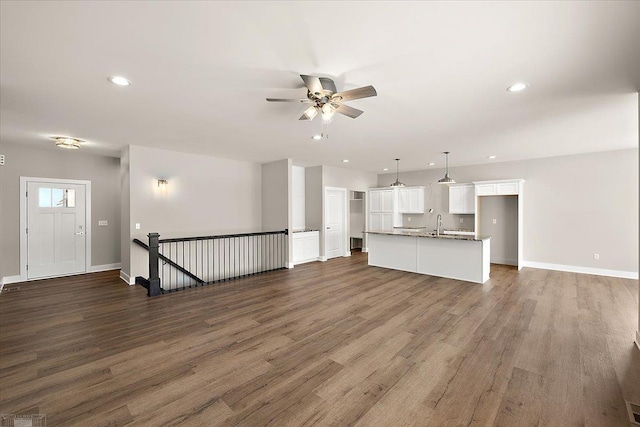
xmin=292 ymin=231 xmax=319 ymax=264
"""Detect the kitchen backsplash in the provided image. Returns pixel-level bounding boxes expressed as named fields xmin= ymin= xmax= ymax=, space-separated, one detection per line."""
xmin=402 ymin=213 xmax=475 ymax=231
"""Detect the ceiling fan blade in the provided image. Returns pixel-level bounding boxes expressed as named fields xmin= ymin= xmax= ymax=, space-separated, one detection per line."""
xmin=266 ymin=98 xmax=311 ymax=103
xmin=335 ymin=103 xmax=364 ymax=119
xmin=333 ymin=85 xmax=377 ymax=102
xmin=300 ymin=75 xmax=324 ymax=96
xmin=298 ymin=113 xmax=314 ymax=121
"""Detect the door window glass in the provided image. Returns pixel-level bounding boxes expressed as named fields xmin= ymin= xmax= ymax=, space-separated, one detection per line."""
xmin=39 ymin=187 xmax=76 ymax=207
xmin=52 ymin=188 xmax=65 ymax=206
xmin=39 ymin=188 xmax=52 ymax=207
xmin=66 ymin=189 xmax=75 ymax=207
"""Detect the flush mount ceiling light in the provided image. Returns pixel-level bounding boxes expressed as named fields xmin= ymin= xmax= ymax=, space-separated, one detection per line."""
xmin=428 ymin=162 xmax=435 ymax=166
xmin=50 ymin=136 xmax=83 ymax=149
xmin=311 ymin=134 xmax=322 ymax=141
xmin=437 ymin=152 xmax=456 ymax=184
xmin=342 ymin=159 xmax=349 ymax=163
xmin=506 ymin=82 xmax=528 ymax=92
xmin=383 ymin=168 xmax=389 ymax=171
xmin=487 ymin=155 xmax=496 ymax=159
xmin=390 ymin=159 xmax=406 ymax=187
xmin=109 ymin=76 xmax=131 ymax=86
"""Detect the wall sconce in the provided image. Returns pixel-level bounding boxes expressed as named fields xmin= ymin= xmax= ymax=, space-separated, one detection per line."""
xmin=157 ymin=179 xmax=168 ymax=191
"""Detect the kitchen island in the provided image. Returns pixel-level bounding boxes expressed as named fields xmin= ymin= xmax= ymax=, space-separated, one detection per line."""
xmin=365 ymin=230 xmax=490 ymax=284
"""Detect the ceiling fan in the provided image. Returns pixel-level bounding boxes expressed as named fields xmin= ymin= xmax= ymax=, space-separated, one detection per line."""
xmin=266 ymin=74 xmax=377 ymax=122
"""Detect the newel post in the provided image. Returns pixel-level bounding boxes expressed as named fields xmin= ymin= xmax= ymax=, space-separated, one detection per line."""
xmin=148 ymin=232 xmax=162 ymax=297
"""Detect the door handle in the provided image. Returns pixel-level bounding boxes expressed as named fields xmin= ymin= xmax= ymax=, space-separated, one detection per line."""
xmin=326 ymin=227 xmax=331 ymax=230
xmin=75 ymin=232 xmax=84 ymax=235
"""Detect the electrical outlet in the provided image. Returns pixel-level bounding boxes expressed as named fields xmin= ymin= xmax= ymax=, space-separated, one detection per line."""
xmin=492 ymin=218 xmax=497 ymax=224
xmin=459 ymin=218 xmax=464 ymax=224
xmin=0 ymin=154 xmax=5 ymax=165
xmin=135 ymin=223 xmax=141 ymax=230
xmin=593 ymin=253 xmax=599 ymax=260
xmin=407 ymin=217 xmax=411 ymax=222
xmin=98 ymin=220 xmax=108 ymax=227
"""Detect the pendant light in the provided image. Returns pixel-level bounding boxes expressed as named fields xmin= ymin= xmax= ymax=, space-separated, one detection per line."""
xmin=390 ymin=159 xmax=406 ymax=187
xmin=437 ymin=152 xmax=456 ymax=184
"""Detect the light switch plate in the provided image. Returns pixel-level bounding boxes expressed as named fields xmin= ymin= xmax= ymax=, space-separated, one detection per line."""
xmin=135 ymin=223 xmax=141 ymax=230
xmin=0 ymin=154 xmax=5 ymax=166
xmin=98 ymin=220 xmax=108 ymax=226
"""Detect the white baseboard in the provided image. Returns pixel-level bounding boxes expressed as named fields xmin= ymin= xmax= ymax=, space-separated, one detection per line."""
xmin=2 ymin=275 xmax=22 ymax=285
xmin=91 ymin=263 xmax=121 ymax=273
xmin=345 ymin=251 xmax=351 ymax=257
xmin=521 ymin=261 xmax=638 ymax=280
xmin=119 ymin=270 xmax=135 ymax=285
xmin=362 ymin=247 xmax=369 ymax=253
xmin=319 ymin=256 xmax=327 ymax=262
xmin=491 ymin=258 xmax=518 ymax=266
xmin=636 ymin=330 xmax=640 ymax=352
xmin=287 ymin=262 xmax=294 ymax=269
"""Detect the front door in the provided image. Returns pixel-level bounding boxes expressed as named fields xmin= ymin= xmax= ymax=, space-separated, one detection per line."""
xmin=27 ymin=181 xmax=87 ymax=279
xmin=325 ymin=187 xmax=346 ymax=259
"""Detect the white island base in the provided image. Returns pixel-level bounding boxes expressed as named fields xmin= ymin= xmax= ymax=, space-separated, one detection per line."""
xmin=367 ymin=232 xmax=490 ymax=284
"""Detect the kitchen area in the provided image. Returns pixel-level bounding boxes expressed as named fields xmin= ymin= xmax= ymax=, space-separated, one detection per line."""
xmin=365 ymin=174 xmax=524 ymax=284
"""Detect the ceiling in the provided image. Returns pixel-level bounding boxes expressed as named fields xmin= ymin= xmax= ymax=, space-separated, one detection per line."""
xmin=1 ymin=1 xmax=639 ymax=172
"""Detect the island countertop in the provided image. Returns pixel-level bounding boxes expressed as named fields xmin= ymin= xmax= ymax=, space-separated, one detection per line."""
xmin=364 ymin=230 xmax=490 ymax=242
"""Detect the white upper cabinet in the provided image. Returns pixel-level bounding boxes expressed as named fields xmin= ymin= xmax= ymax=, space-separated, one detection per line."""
xmin=449 ymin=184 xmax=475 ymax=214
xmin=398 ymin=187 xmax=425 ymax=214
xmin=474 ymin=179 xmax=523 ymax=196
xmin=369 ymin=188 xmax=395 ymax=213
xmin=368 ymin=187 xmax=405 ymax=230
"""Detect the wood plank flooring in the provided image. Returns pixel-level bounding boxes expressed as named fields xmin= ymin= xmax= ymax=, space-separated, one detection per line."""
xmin=0 ymin=252 xmax=638 ymax=426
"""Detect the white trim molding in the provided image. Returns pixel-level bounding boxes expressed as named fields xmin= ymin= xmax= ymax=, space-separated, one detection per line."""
xmin=119 ymin=270 xmax=135 ymax=285
xmin=2 ymin=275 xmax=23 ymax=286
xmin=90 ymin=263 xmax=121 ymax=273
xmin=521 ymin=260 xmax=638 ymax=280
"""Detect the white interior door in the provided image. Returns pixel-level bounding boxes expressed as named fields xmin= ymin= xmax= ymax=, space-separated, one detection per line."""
xmin=27 ymin=181 xmax=87 ymax=279
xmin=325 ymin=187 xmax=346 ymax=259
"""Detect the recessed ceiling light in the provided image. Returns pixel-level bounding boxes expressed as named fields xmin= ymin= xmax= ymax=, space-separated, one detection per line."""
xmin=506 ymin=82 xmax=528 ymax=92
xmin=109 ymin=76 xmax=131 ymax=86
xmin=487 ymin=155 xmax=496 ymax=159
xmin=50 ymin=136 xmax=83 ymax=149
xmin=428 ymin=162 xmax=435 ymax=166
xmin=342 ymin=159 xmax=349 ymax=163
xmin=383 ymin=168 xmax=389 ymax=171
xmin=311 ymin=134 xmax=322 ymax=140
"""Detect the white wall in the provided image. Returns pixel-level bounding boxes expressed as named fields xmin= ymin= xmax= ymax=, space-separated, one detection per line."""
xmin=378 ymin=148 xmax=638 ymax=275
xmin=261 ymin=159 xmax=292 ymax=266
xmin=126 ymin=145 xmax=262 ymax=279
xmin=120 ymin=146 xmax=131 ymax=281
xmin=292 ymin=166 xmax=305 ymax=231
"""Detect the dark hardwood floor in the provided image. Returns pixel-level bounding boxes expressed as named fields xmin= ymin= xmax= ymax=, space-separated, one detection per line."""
xmin=1 ymin=252 xmax=638 ymax=426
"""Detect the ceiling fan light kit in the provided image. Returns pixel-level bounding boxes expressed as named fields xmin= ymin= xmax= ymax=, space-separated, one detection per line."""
xmin=267 ymin=74 xmax=377 ymax=129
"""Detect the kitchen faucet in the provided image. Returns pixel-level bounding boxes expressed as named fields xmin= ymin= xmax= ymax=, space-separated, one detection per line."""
xmin=436 ymin=214 xmax=442 ymax=236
